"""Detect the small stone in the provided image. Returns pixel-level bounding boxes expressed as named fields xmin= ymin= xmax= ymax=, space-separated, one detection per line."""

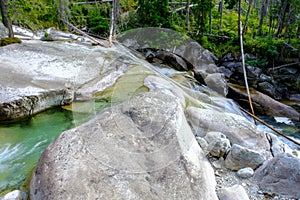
xmin=3 ymin=190 xmax=27 ymax=200
xmin=205 ymin=132 xmax=231 ymax=158
xmin=217 ymin=184 xmax=250 ymax=200
xmin=237 ymin=167 xmax=254 ymax=178
xmin=225 ymin=144 xmax=265 ymax=170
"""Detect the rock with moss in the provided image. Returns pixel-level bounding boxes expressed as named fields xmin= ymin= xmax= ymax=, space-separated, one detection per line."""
xmin=0 ymin=37 xmax=22 ymax=46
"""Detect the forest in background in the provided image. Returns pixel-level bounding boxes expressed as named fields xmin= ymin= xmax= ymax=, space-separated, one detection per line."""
xmin=1 ymin=0 xmax=300 ymax=69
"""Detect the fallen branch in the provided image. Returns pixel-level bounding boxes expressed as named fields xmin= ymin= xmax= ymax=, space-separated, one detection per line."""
xmin=240 ymin=107 xmax=300 ymax=147
xmin=171 ymin=4 xmax=197 ymax=13
xmin=202 ymin=33 xmax=232 ymax=40
xmin=268 ymin=62 xmax=300 ymax=72
xmin=283 ymin=42 xmax=298 ymax=51
xmin=72 ymin=0 xmax=112 ymax=4
xmin=61 ymin=19 xmax=108 ymax=47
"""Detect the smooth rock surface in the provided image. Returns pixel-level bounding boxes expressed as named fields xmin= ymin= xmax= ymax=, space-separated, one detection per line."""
xmin=204 ymin=73 xmax=228 ymax=96
xmin=186 ymin=106 xmax=271 ymax=159
xmin=225 ymin=144 xmax=265 ymax=170
xmin=30 ymin=92 xmax=218 ymax=200
xmin=0 ymin=41 xmax=129 ymax=121
xmin=217 ymin=184 xmax=250 ymax=200
xmin=254 ymin=153 xmax=300 ymax=198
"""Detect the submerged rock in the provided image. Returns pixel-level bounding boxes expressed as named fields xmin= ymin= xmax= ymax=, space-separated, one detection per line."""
xmin=30 ymin=92 xmax=218 ymax=200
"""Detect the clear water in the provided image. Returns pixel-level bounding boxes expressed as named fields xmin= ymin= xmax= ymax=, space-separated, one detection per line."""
xmin=0 ymin=108 xmax=75 ymax=192
xmin=0 ymin=98 xmax=111 ymax=193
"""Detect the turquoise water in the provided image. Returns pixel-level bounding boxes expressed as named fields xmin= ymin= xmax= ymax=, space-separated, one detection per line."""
xmin=0 ymin=108 xmax=75 ymax=192
xmin=0 ymin=99 xmax=110 ymax=193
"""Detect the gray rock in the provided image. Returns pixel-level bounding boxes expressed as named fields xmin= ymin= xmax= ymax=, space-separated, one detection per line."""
xmin=237 ymin=167 xmax=254 ymax=178
xmin=30 ymin=92 xmax=218 ymax=200
xmin=195 ymin=136 xmax=208 ymax=150
xmin=265 ymin=132 xmax=293 ymax=157
xmin=2 ymin=190 xmax=27 ymax=200
xmin=258 ymin=82 xmax=276 ymax=98
xmin=218 ymin=66 xmax=233 ymax=78
xmin=254 ymin=153 xmax=300 ymax=199
xmin=186 ymin=107 xmax=272 ymax=159
xmin=0 ymin=41 xmax=128 ymax=121
xmin=204 ymin=73 xmax=228 ymax=96
xmin=205 ymin=63 xmax=219 ymax=74
xmin=259 ymin=74 xmax=272 ymax=82
xmin=204 ymin=132 xmax=231 ymax=157
xmin=174 ymin=41 xmax=215 ymax=70
xmin=225 ymin=144 xmax=265 ymax=170
xmin=0 ymin=22 xmax=8 ymax=38
xmin=155 ymin=51 xmax=188 ymax=71
xmin=217 ymin=184 xmax=250 ymax=200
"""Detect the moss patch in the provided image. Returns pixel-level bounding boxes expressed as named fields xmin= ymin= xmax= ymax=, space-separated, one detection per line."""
xmin=0 ymin=37 xmax=22 ymax=47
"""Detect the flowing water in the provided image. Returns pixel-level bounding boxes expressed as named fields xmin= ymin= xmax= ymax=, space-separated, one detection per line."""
xmin=0 ymin=100 xmax=110 ymax=193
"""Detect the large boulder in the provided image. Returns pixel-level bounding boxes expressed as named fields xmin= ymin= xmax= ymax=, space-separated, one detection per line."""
xmin=30 ymin=92 xmax=218 ymax=200
xmin=254 ymin=153 xmax=300 ymax=199
xmin=186 ymin=106 xmax=272 ymax=159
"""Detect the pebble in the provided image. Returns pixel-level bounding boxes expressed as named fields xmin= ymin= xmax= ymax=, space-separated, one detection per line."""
xmin=237 ymin=167 xmax=254 ymax=178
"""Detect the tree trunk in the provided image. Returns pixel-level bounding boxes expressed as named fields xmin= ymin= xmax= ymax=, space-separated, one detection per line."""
xmin=209 ymin=4 xmax=212 ymax=34
xmin=243 ymin=0 xmax=252 ymax=35
xmin=276 ymin=0 xmax=288 ymax=37
xmin=0 ymin=0 xmax=14 ymax=38
xmin=219 ymin=0 xmax=223 ymax=29
xmin=258 ymin=0 xmax=266 ymax=35
xmin=284 ymin=3 xmax=293 ymax=39
xmin=186 ymin=0 xmax=190 ymax=30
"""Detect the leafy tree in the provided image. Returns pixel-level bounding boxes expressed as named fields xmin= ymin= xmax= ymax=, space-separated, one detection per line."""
xmin=137 ymin=0 xmax=171 ymax=27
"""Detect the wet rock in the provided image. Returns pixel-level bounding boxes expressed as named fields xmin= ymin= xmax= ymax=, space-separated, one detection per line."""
xmin=218 ymin=66 xmax=233 ymax=79
xmin=30 ymin=92 xmax=218 ymax=200
xmin=258 ymin=82 xmax=276 ymax=98
xmin=2 ymin=190 xmax=27 ymax=200
xmin=217 ymin=184 xmax=250 ymax=200
xmin=186 ymin=107 xmax=271 ymax=159
xmin=265 ymin=132 xmax=293 ymax=157
xmin=0 ymin=22 xmax=8 ymax=38
xmin=237 ymin=167 xmax=254 ymax=178
xmin=204 ymin=73 xmax=228 ymax=96
xmin=225 ymin=144 xmax=265 ymax=170
xmin=254 ymin=153 xmax=300 ymax=199
xmin=204 ymin=132 xmax=231 ymax=157
xmin=155 ymin=51 xmax=188 ymax=71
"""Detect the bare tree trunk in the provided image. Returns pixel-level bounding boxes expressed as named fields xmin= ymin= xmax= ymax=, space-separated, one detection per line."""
xmin=209 ymin=5 xmax=212 ymax=34
xmin=243 ymin=0 xmax=252 ymax=35
xmin=186 ymin=0 xmax=190 ymax=30
xmin=258 ymin=0 xmax=266 ymax=35
xmin=0 ymin=0 xmax=14 ymax=38
xmin=276 ymin=0 xmax=288 ymax=37
xmin=284 ymin=3 xmax=293 ymax=39
xmin=219 ymin=0 xmax=224 ymax=29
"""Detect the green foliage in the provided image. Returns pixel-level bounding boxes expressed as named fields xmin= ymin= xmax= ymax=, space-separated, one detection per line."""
xmin=137 ymin=0 xmax=171 ymax=27
xmin=0 ymin=37 xmax=22 ymax=46
xmin=8 ymin=0 xmax=60 ymax=30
